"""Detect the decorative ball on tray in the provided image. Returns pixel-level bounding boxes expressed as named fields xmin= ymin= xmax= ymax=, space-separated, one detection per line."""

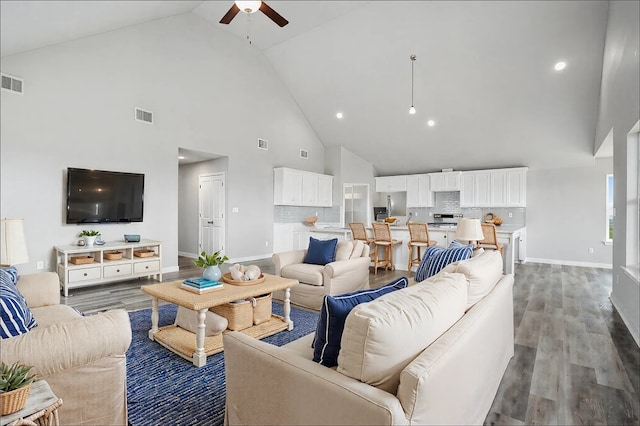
xmin=229 ymin=264 xmax=261 ymax=281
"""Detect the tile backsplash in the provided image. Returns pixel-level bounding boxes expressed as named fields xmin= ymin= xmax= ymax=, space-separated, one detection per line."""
xmin=274 ymin=206 xmax=340 ymax=223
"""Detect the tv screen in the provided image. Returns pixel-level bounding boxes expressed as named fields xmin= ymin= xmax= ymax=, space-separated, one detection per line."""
xmin=66 ymin=168 xmax=144 ymax=224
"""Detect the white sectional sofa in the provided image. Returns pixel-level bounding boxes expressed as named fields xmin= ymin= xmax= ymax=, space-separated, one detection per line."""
xmin=223 ymin=250 xmax=514 ymax=425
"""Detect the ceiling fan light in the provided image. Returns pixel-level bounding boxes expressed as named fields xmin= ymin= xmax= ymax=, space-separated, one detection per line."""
xmin=235 ymin=1 xmax=262 ymax=14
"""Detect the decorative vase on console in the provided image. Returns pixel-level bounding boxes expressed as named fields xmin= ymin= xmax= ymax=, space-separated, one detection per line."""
xmin=193 ymin=250 xmax=229 ymax=282
xmin=78 ymin=230 xmax=101 ymax=247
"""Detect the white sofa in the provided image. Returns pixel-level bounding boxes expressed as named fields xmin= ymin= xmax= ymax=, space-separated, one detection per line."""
xmin=272 ymin=240 xmax=371 ymax=310
xmin=223 ymin=250 xmax=514 ymax=425
xmin=1 ymin=272 xmax=131 ymax=425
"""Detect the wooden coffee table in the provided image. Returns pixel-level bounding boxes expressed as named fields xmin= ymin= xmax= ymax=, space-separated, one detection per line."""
xmin=141 ymin=274 xmax=298 ymax=367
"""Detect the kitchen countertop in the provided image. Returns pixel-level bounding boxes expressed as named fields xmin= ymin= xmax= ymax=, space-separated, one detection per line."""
xmin=312 ymin=223 xmax=526 ymax=234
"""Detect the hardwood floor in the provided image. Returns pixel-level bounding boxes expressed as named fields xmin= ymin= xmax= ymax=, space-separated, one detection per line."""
xmin=61 ymin=259 xmax=639 ymax=425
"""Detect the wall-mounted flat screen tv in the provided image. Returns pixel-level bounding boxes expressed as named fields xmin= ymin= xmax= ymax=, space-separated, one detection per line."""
xmin=66 ymin=168 xmax=144 ymax=224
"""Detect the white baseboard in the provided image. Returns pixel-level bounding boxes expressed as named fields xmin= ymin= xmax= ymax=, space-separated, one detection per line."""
xmin=178 ymin=251 xmax=198 ymax=259
xmin=162 ymin=266 xmax=179 ymax=274
xmin=525 ymin=258 xmax=612 ymax=269
xmin=227 ymin=253 xmax=273 ymax=264
xmin=610 ymin=293 xmax=640 ymax=347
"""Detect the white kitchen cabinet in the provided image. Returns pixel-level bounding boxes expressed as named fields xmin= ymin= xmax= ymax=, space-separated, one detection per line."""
xmin=317 ymin=174 xmax=333 ymax=207
xmin=274 ymin=167 xmax=333 ymax=207
xmin=490 ymin=172 xmax=507 ymax=206
xmin=428 ymin=230 xmax=450 ymax=247
xmin=406 ymin=174 xmax=433 ymax=207
xmin=506 ymin=169 xmax=527 ymax=207
xmin=302 ymin=173 xmax=319 ymax=206
xmin=460 ymin=173 xmax=475 ymax=207
xmin=428 ymin=172 xmax=461 ymax=192
xmin=488 ymin=168 xmax=527 ymax=207
xmin=375 ymin=175 xmax=407 ymax=192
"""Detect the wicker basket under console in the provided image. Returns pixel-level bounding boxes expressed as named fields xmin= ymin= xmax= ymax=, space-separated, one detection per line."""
xmin=134 ymin=249 xmax=155 ymax=258
xmin=70 ymin=255 xmax=94 ymax=265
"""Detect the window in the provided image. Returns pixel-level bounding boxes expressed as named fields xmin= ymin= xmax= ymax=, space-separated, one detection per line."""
xmin=606 ymin=174 xmax=614 ymax=242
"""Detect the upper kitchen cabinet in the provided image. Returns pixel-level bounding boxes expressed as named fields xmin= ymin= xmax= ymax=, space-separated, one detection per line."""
xmin=406 ymin=174 xmax=433 ymax=207
xmin=461 ymin=168 xmax=527 ymax=207
xmin=428 ymin=171 xmax=461 ymax=191
xmin=460 ymin=171 xmax=491 ymax=207
xmin=505 ymin=168 xmax=527 ymax=206
xmin=274 ymin=167 xmax=333 ymax=207
xmin=375 ymin=175 xmax=407 ymax=192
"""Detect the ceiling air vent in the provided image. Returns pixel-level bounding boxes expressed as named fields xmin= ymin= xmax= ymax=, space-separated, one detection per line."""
xmin=135 ymin=107 xmax=153 ymax=124
xmin=257 ymin=138 xmax=268 ymax=150
xmin=300 ymin=149 xmax=309 ymax=160
xmin=1 ymin=73 xmax=23 ymax=94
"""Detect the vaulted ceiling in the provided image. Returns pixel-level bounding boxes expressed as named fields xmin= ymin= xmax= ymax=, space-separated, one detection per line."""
xmin=1 ymin=1 xmax=612 ymax=175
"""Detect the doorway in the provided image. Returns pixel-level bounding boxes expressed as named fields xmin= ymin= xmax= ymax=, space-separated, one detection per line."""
xmin=342 ymin=183 xmax=370 ymax=227
xmin=198 ymin=173 xmax=225 ymax=255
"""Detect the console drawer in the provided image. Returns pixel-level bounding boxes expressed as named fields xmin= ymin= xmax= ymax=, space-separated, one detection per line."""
xmin=104 ymin=263 xmax=132 ymax=278
xmin=134 ymin=260 xmax=160 ymax=274
xmin=68 ymin=267 xmax=101 ymax=283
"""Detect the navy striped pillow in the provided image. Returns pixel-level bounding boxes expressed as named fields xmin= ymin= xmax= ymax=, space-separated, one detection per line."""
xmin=0 ymin=269 xmax=37 ymax=339
xmin=415 ymin=242 xmax=473 ymax=281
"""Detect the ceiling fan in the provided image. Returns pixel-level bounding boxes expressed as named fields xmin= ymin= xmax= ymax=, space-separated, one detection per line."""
xmin=219 ymin=1 xmax=289 ymax=27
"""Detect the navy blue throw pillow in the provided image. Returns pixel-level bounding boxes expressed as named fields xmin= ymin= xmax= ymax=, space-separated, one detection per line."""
xmin=304 ymin=237 xmax=338 ymax=266
xmin=414 ymin=241 xmax=473 ymax=282
xmin=312 ymin=276 xmax=409 ymax=367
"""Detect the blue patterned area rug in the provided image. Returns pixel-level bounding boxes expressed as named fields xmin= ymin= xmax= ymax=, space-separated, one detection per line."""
xmin=126 ymin=302 xmax=319 ymax=426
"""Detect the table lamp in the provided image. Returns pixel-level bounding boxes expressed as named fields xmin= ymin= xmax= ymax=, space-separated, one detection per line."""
xmin=455 ymin=218 xmax=484 ymax=248
xmin=1 ymin=218 xmax=29 ymax=266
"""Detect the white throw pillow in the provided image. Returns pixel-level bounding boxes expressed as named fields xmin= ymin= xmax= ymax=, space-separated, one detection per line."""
xmin=441 ymin=250 xmax=503 ymax=309
xmin=350 ymin=240 xmax=365 ymax=259
xmin=175 ymin=306 xmax=228 ymax=336
xmin=334 ymin=241 xmax=354 ymax=261
xmin=337 ymin=272 xmax=468 ymax=394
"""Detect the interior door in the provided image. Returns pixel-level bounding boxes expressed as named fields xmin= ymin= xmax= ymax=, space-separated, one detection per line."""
xmin=199 ymin=173 xmax=225 ymax=255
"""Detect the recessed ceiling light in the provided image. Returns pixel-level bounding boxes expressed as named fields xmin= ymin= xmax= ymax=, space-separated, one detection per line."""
xmin=554 ymin=61 xmax=567 ymax=71
xmin=427 ymin=119 xmax=436 ymax=127
xmin=336 ymin=112 xmax=343 ymax=119
xmin=178 ymin=156 xmax=185 ymax=160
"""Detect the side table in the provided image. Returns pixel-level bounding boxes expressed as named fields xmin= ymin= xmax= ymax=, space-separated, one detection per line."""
xmin=1 ymin=381 xmax=62 ymax=426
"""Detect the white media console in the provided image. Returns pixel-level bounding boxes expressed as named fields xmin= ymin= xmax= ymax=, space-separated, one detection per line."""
xmin=55 ymin=239 xmax=162 ymax=296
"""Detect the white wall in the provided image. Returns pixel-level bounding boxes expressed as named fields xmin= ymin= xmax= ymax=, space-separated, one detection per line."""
xmin=527 ymin=160 xmax=613 ymax=266
xmin=595 ymin=0 xmax=640 ymax=345
xmin=0 ymin=13 xmax=325 ymax=274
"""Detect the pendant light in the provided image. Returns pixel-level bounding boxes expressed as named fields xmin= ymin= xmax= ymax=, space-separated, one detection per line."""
xmin=409 ymin=54 xmax=417 ymax=115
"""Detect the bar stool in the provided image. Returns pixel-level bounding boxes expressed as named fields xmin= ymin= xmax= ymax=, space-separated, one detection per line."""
xmin=407 ymin=222 xmax=437 ymax=271
xmin=349 ymin=222 xmax=374 ymax=257
xmin=478 ymin=223 xmax=504 ymax=254
xmin=371 ymin=222 xmax=402 ymax=274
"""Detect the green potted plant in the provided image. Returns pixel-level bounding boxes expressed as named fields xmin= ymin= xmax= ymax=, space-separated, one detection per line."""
xmin=193 ymin=250 xmax=228 ymax=281
xmin=78 ymin=230 xmax=100 ymax=246
xmin=0 ymin=361 xmax=36 ymax=415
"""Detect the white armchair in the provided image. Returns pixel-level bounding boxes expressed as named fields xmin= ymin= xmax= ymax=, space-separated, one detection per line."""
xmin=273 ymin=240 xmax=371 ymax=310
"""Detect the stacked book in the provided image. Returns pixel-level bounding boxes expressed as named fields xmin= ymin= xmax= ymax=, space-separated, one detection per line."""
xmin=181 ymin=277 xmax=223 ymax=294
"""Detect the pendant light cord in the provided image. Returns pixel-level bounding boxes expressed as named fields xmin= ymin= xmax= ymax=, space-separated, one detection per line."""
xmin=411 ymin=56 xmax=414 ymax=106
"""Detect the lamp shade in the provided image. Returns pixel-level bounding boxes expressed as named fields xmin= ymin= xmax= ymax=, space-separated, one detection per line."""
xmin=1 ymin=219 xmax=29 ymax=266
xmin=455 ymin=218 xmax=484 ymax=242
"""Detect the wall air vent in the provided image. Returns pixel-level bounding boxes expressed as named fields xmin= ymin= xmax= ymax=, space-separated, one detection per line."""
xmin=300 ymin=149 xmax=309 ymax=160
xmin=1 ymin=73 xmax=23 ymax=94
xmin=135 ymin=107 xmax=153 ymax=124
xmin=257 ymin=138 xmax=268 ymax=150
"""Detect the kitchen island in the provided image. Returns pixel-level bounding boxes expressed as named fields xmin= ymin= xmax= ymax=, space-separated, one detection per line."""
xmin=309 ymin=223 xmax=526 ymax=275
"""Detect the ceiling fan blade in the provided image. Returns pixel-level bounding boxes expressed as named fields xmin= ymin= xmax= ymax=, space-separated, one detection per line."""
xmin=259 ymin=2 xmax=289 ymax=27
xmin=219 ymin=3 xmax=240 ymax=24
